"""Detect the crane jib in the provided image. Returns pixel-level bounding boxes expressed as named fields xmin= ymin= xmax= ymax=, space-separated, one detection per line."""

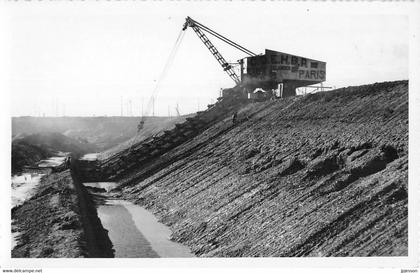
xmin=183 ymin=16 xmax=256 ymax=84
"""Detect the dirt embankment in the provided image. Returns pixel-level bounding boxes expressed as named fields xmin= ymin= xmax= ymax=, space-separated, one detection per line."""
xmin=11 ymin=141 xmax=52 ymax=174
xmin=12 ymin=169 xmax=113 ymax=258
xmin=114 ymin=80 xmax=408 ymax=257
xmin=77 ymin=98 xmax=246 ymax=182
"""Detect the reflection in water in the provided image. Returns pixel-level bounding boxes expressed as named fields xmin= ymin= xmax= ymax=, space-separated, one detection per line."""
xmin=86 ymin=183 xmax=194 ymax=258
xmin=97 ymin=199 xmax=194 ymax=258
xmin=118 ymin=200 xmax=194 ymax=258
xmin=98 ymin=200 xmax=159 ymax=258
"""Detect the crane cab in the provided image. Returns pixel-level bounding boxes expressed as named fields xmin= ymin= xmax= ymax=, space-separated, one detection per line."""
xmin=226 ymin=49 xmax=327 ymax=100
xmin=182 ymin=17 xmax=326 ymax=101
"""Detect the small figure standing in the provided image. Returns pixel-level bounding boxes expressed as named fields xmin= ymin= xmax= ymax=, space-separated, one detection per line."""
xmin=137 ymin=120 xmax=145 ymax=132
xmin=64 ymin=157 xmax=71 ymax=168
xmin=270 ymin=89 xmax=276 ymax=101
xmin=232 ymin=111 xmax=238 ymax=125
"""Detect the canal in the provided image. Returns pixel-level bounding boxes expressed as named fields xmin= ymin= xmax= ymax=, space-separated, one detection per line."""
xmin=84 ymin=182 xmax=194 ymax=258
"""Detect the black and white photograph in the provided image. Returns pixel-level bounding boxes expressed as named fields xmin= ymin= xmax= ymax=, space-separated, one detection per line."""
xmin=0 ymin=0 xmax=419 ymax=272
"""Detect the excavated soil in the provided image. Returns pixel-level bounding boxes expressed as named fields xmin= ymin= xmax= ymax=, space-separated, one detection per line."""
xmin=113 ymin=80 xmax=408 ymax=257
xmin=12 ymin=169 xmax=114 ymax=258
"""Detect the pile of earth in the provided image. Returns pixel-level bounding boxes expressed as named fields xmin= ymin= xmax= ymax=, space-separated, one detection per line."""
xmin=12 ymin=170 xmax=85 ymax=257
xmin=12 ymin=169 xmax=113 ymax=258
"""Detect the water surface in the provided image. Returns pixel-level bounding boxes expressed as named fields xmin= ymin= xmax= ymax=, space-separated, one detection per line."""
xmin=84 ymin=182 xmax=118 ymax=192
xmin=87 ymin=183 xmax=194 ymax=258
xmin=98 ymin=200 xmax=159 ymax=258
xmin=80 ymin=153 xmax=99 ymax=161
xmin=37 ymin=156 xmax=67 ymax=168
xmin=11 ymin=173 xmax=44 ymax=208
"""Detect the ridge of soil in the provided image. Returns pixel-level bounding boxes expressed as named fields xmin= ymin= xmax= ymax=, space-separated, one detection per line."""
xmin=113 ymin=80 xmax=408 ymax=257
xmin=12 ymin=169 xmax=114 ymax=258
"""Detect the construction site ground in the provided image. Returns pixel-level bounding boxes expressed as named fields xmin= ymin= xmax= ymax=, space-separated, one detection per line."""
xmin=12 ymin=80 xmax=408 ymax=257
xmin=113 ymin=80 xmax=408 ymax=257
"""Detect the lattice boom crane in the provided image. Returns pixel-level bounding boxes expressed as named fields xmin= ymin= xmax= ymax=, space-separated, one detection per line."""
xmin=182 ymin=17 xmax=257 ymax=85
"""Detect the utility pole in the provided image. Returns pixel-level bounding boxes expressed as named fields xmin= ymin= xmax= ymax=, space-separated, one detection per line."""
xmin=120 ymin=96 xmax=123 ymax=116
xmin=140 ymin=97 xmax=144 ymax=117
xmin=51 ymin=98 xmax=54 ymax=117
xmin=141 ymin=97 xmax=145 ymax=117
xmin=175 ymin=103 xmax=180 ymax=117
xmin=152 ymin=97 xmax=155 ymax=117
xmin=54 ymin=98 xmax=59 ymax=117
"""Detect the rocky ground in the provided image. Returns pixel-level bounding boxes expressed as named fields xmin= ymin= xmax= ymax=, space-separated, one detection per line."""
xmin=12 ymin=169 xmax=113 ymax=258
xmin=12 ymin=170 xmax=85 ymax=257
xmin=114 ymin=80 xmax=408 ymax=257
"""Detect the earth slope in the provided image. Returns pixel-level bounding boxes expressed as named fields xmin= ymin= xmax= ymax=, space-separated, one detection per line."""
xmin=115 ymin=80 xmax=408 ymax=257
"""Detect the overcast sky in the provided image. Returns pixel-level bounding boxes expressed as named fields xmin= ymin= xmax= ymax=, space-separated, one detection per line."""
xmin=5 ymin=2 xmax=410 ymax=117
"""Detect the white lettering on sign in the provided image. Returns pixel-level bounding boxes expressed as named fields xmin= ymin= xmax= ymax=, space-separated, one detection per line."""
xmin=245 ymin=49 xmax=326 ymax=82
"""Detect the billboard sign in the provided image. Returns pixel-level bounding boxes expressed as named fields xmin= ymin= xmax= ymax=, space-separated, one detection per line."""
xmin=244 ymin=49 xmax=326 ymax=83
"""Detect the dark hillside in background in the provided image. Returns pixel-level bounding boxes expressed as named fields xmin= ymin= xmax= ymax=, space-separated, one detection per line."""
xmin=12 ymin=116 xmax=187 ymax=151
xmin=12 ymin=132 xmax=97 ymax=174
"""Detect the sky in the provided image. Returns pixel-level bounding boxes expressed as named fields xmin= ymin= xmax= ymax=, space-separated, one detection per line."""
xmin=4 ymin=2 xmax=410 ymax=117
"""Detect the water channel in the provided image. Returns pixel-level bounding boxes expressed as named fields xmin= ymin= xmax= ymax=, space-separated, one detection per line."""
xmin=84 ymin=182 xmax=194 ymax=258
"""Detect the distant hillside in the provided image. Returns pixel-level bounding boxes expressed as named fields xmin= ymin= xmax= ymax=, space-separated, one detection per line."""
xmin=12 ymin=140 xmax=52 ymax=174
xmin=12 ymin=132 xmax=97 ymax=174
xmin=99 ymin=114 xmax=193 ymax=160
xmin=12 ymin=116 xmax=186 ymax=151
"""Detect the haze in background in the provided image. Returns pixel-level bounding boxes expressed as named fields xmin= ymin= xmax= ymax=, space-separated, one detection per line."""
xmin=6 ymin=2 xmax=408 ymax=117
